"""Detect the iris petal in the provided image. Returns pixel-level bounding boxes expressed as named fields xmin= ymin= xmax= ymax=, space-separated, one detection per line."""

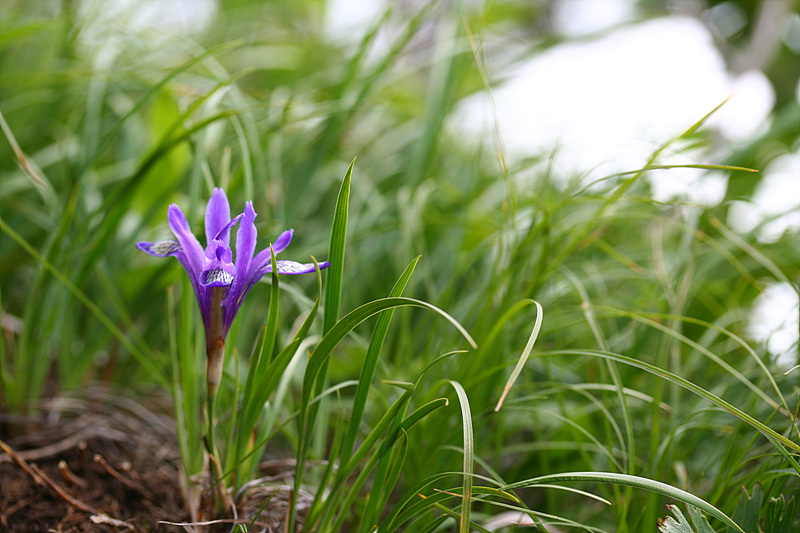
xmin=167 ymin=204 xmax=205 ymax=279
xmin=212 ymin=213 xmax=243 ymax=242
xmin=200 ymin=267 xmax=234 ymax=287
xmin=136 ymin=240 xmax=181 ymax=257
xmin=270 ymin=260 xmax=330 ymax=275
xmin=248 ymin=229 xmax=293 ymax=280
xmin=225 ymin=202 xmax=257 ymax=325
xmin=205 ymin=188 xmax=232 ymax=245
xmin=272 ymin=229 xmax=293 ymax=253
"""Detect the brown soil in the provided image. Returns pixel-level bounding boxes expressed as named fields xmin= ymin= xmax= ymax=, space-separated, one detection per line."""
xmin=0 ymin=391 xmax=311 ymax=533
xmin=0 ymin=391 xmax=187 ymax=532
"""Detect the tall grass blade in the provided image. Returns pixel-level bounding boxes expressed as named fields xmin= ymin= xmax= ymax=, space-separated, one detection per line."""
xmin=342 ymin=256 xmax=420 ymax=462
xmin=448 ymin=380 xmax=474 ymax=533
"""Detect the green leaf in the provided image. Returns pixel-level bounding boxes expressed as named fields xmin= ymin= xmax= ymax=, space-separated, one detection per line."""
xmin=728 ymin=485 xmax=763 ymax=533
xmin=764 ymin=494 xmax=797 ymax=533
xmin=659 ymin=505 xmax=694 ymax=533
xmin=288 ymin=160 xmax=353 ymax=533
xmin=688 ymin=505 xmax=718 ymax=533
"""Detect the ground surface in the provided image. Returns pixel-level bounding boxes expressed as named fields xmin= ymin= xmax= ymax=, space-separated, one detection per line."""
xmin=0 ymin=392 xmax=187 ymax=532
xmin=0 ymin=392 xmax=308 ymax=533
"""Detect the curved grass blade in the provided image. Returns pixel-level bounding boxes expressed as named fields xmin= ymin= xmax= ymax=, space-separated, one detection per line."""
xmin=540 ymin=349 xmax=800 ymax=456
xmin=494 ymin=299 xmax=543 ymax=411
xmin=503 ymin=472 xmax=743 ymax=532
xmin=448 ymin=380 xmax=474 ymax=533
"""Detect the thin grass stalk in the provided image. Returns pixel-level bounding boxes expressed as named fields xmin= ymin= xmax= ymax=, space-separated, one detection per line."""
xmin=0 ymin=213 xmax=168 ymax=389
xmin=10 ymin=184 xmax=78 ymax=413
xmin=77 ymin=40 xmax=244 ymax=178
xmin=541 ymin=349 xmax=800 ymax=457
xmin=562 ymin=268 xmax=635 ymax=528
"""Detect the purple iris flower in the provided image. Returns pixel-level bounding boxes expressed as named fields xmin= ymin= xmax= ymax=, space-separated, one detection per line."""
xmin=137 ymin=188 xmax=329 ymax=395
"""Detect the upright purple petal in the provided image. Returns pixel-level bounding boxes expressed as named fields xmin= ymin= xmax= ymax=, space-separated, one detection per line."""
xmin=272 ymin=229 xmax=294 ymax=254
xmin=205 ymin=188 xmax=232 ymax=246
xmin=167 ymin=204 xmax=205 ymax=281
xmin=225 ymin=202 xmax=257 ymax=325
xmin=248 ymin=229 xmax=294 ymax=280
xmin=212 ymin=214 xmax=243 ymax=242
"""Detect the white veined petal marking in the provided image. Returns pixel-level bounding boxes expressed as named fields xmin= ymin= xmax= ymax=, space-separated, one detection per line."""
xmin=275 ymin=261 xmax=315 ymax=274
xmin=147 ymin=241 xmax=182 ymax=256
xmin=201 ymin=268 xmax=234 ymax=286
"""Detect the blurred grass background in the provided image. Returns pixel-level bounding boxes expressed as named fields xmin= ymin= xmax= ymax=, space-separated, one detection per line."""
xmin=1 ymin=0 xmax=799 ymax=531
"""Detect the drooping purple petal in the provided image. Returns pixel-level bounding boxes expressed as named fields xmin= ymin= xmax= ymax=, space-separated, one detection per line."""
xmin=201 ymin=268 xmax=234 ymax=287
xmin=205 ymin=188 xmax=232 ymax=246
xmin=137 ymin=240 xmax=205 ymax=314
xmin=167 ymin=204 xmax=205 ymax=280
xmin=269 ymin=260 xmax=330 ymax=275
xmin=136 ymin=241 xmax=182 ymax=257
xmin=239 ymin=257 xmax=330 ymax=312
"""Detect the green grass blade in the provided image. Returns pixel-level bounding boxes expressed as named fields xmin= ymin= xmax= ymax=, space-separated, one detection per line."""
xmin=342 ymin=255 xmax=420 ymax=462
xmin=0 ymin=213 xmax=168 ymax=389
xmin=294 ymin=293 xmax=476 ymax=526
xmin=448 ymin=380 xmax=474 ymax=533
xmin=302 ymin=297 xmax=476 ymax=421
xmin=78 ymin=40 xmax=243 ymax=177
xmin=237 ymin=249 xmax=280 ymax=434
xmin=324 ymin=157 xmax=354 ymax=334
xmin=541 ymin=349 xmax=800 ymax=456
xmin=494 ymin=300 xmax=543 ymax=411
xmin=504 ymin=472 xmax=743 ymax=532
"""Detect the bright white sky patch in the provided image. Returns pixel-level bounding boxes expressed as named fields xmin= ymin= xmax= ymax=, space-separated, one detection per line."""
xmin=552 ymin=0 xmax=635 ymax=37
xmin=77 ymin=0 xmax=217 ymax=50
xmin=748 ymin=282 xmax=800 ymax=368
xmin=325 ymin=0 xmax=385 ymax=44
xmin=452 ymin=16 xmax=775 ymax=194
xmin=728 ymin=151 xmax=800 ymax=242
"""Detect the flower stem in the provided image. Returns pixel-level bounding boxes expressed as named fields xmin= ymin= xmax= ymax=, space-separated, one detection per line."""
xmin=205 ymin=336 xmax=230 ymax=513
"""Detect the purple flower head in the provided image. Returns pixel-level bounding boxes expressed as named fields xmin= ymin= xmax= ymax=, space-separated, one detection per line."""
xmin=138 ymin=188 xmax=329 ymax=349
